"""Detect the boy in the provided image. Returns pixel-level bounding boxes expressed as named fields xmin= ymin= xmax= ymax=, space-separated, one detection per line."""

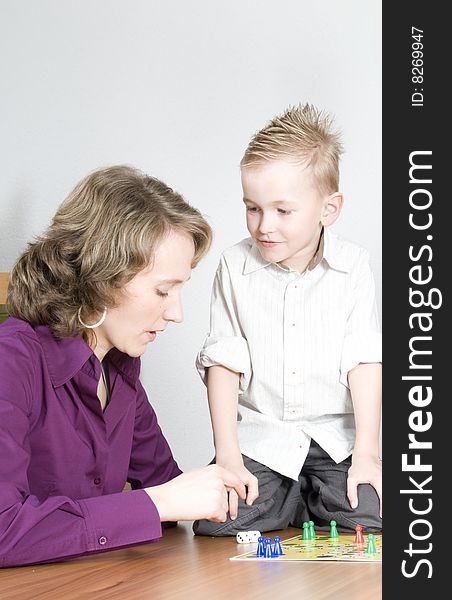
xmin=194 ymin=104 xmax=382 ymax=535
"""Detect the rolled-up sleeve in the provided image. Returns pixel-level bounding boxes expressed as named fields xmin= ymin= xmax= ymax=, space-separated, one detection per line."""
xmin=196 ymin=256 xmax=251 ymax=392
xmin=340 ymin=250 xmax=382 ymax=387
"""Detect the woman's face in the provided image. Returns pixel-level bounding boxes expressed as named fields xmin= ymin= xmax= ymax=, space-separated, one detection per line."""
xmin=94 ymin=229 xmax=195 ymax=360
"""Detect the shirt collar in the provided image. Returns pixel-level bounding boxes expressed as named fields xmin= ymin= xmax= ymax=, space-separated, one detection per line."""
xmin=35 ymin=324 xmax=140 ymax=387
xmin=322 ymin=228 xmax=354 ymax=273
xmin=107 ymin=347 xmax=141 ymax=386
xmin=243 ymin=228 xmax=353 ymax=276
xmin=243 ymin=239 xmax=271 ymax=275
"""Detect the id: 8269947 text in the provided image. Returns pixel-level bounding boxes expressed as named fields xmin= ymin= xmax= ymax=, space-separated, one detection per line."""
xmin=411 ymin=26 xmax=424 ymax=107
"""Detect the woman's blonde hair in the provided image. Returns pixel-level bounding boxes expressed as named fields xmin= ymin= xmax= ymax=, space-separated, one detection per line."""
xmin=7 ymin=165 xmax=212 ymax=338
xmin=241 ymin=103 xmax=344 ymax=194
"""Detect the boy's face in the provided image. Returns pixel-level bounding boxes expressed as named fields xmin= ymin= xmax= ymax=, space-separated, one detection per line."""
xmin=241 ymin=160 xmax=342 ymax=272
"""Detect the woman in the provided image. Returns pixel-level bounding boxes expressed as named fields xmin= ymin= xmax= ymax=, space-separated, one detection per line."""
xmin=0 ymin=165 xmax=245 ymax=567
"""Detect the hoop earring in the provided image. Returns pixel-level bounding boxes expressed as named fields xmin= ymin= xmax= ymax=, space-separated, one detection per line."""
xmin=77 ymin=307 xmax=107 ymax=329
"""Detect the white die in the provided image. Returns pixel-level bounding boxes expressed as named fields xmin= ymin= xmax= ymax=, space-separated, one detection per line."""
xmin=236 ymin=531 xmax=262 ymax=543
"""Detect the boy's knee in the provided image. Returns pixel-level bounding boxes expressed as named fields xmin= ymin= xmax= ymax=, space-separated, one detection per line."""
xmin=338 ymin=484 xmax=381 ymax=532
xmin=193 ymin=518 xmax=217 ymax=536
xmin=192 ymin=518 xmax=241 ymax=537
xmin=308 ymin=481 xmax=382 ymax=532
xmin=355 ymin=484 xmax=382 ymax=530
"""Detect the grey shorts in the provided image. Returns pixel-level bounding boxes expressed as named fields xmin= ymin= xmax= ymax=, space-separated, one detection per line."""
xmin=193 ymin=440 xmax=382 ymax=536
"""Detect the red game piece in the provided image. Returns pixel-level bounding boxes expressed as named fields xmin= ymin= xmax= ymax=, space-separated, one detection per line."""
xmin=355 ymin=524 xmax=364 ymax=544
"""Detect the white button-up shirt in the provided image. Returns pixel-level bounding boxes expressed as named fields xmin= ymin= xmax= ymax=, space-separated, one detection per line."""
xmin=196 ymin=228 xmax=381 ymax=480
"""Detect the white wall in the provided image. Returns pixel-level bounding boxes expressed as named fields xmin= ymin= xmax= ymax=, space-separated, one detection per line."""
xmin=0 ymin=0 xmax=381 ymax=470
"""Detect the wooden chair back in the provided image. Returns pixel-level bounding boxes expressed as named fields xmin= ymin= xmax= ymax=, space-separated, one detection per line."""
xmin=0 ymin=272 xmax=9 ymax=304
xmin=0 ymin=272 xmax=10 ymax=323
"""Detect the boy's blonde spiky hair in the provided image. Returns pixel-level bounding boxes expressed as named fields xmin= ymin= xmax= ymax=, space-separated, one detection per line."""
xmin=240 ymin=103 xmax=344 ymax=195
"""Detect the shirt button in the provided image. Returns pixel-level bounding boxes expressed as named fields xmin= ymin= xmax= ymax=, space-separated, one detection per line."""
xmin=94 ymin=477 xmax=101 ymax=485
xmin=98 ymin=536 xmax=108 ymax=545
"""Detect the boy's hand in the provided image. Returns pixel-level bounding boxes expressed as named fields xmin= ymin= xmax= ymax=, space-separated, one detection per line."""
xmin=347 ymin=453 xmax=382 ymax=518
xmin=216 ymin=457 xmax=259 ymax=520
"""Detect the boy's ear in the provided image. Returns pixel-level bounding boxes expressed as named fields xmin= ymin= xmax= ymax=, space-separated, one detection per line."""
xmin=320 ymin=192 xmax=343 ymax=227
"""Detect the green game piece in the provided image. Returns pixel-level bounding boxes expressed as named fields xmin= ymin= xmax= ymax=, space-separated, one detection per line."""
xmin=308 ymin=520 xmax=316 ymax=539
xmin=366 ymin=533 xmax=377 ymax=554
xmin=329 ymin=519 xmax=339 ymax=539
xmin=302 ymin=521 xmax=310 ymax=540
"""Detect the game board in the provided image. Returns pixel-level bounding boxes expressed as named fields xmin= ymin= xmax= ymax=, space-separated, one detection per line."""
xmin=230 ymin=533 xmax=382 ymax=562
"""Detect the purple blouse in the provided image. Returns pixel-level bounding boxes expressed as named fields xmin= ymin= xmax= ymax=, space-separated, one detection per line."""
xmin=0 ymin=317 xmax=182 ymax=567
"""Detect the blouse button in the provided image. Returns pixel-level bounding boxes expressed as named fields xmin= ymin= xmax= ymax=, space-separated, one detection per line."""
xmin=94 ymin=477 xmax=101 ymax=485
xmin=98 ymin=536 xmax=108 ymax=545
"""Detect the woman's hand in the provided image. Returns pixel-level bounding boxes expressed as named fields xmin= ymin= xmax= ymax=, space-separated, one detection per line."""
xmin=347 ymin=453 xmax=382 ymax=518
xmin=215 ymin=455 xmax=259 ymax=520
xmin=145 ymin=465 xmax=247 ymax=522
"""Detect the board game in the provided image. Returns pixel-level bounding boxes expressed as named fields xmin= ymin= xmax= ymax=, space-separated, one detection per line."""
xmin=230 ymin=533 xmax=382 ymax=562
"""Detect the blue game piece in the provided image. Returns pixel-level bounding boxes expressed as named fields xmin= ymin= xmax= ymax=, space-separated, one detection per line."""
xmin=256 ymin=536 xmax=265 ymax=557
xmin=265 ymin=537 xmax=273 ymax=558
xmin=273 ymin=535 xmax=283 ymax=556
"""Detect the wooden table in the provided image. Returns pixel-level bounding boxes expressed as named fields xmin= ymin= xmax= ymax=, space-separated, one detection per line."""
xmin=0 ymin=522 xmax=381 ymax=600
